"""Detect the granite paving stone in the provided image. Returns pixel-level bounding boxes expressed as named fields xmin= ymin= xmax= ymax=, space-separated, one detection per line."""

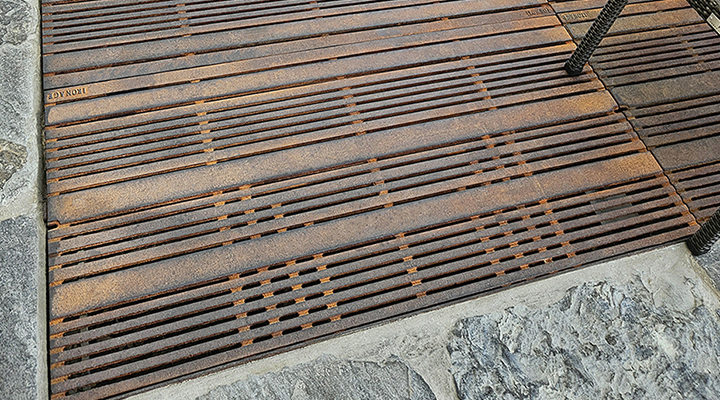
xmin=449 ymin=278 xmax=720 ymax=400
xmin=196 ymin=354 xmax=437 ymax=400
xmin=0 ymin=137 xmax=27 ymax=189
xmin=0 ymin=0 xmax=41 ymax=219
xmin=0 ymin=216 xmax=44 ymax=400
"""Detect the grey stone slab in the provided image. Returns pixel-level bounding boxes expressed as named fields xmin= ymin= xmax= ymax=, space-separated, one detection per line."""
xmin=449 ymin=278 xmax=720 ymax=400
xmin=196 ymin=355 xmax=437 ymax=400
xmin=0 ymin=0 xmax=42 ymax=220
xmin=0 ymin=215 xmax=45 ymax=400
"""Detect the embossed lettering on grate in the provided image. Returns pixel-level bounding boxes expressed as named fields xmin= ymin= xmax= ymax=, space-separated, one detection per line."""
xmin=43 ymin=0 xmax=699 ymax=399
xmin=551 ymin=0 xmax=720 ymax=222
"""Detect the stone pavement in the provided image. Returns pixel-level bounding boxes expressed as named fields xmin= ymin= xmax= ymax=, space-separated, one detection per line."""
xmin=0 ymin=0 xmax=46 ymax=399
xmin=129 ymin=243 xmax=720 ymax=400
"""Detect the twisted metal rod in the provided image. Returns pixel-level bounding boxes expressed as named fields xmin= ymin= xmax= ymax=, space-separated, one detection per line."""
xmin=564 ymin=0 xmax=629 ymax=76
xmin=687 ymin=208 xmax=720 ymax=256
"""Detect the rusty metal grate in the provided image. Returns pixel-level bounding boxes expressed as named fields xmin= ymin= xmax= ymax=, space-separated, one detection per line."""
xmin=41 ymin=0 xmax=713 ymax=398
xmin=551 ymin=0 xmax=720 ymax=223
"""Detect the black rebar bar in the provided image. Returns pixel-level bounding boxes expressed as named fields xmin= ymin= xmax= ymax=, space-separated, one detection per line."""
xmin=687 ymin=208 xmax=720 ymax=256
xmin=564 ymin=0 xmax=629 ymax=76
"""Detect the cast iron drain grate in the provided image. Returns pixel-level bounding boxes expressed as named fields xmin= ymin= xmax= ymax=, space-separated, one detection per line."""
xmin=42 ymin=0 xmax=712 ymax=398
xmin=551 ymin=0 xmax=720 ymax=223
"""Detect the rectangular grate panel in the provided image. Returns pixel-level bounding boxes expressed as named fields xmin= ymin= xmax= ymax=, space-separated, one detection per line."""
xmin=550 ymin=0 xmax=720 ymax=223
xmin=42 ymin=0 xmax=710 ymax=398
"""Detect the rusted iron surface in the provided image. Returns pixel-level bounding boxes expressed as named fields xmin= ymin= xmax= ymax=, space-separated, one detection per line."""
xmin=551 ymin=0 xmax=720 ymax=223
xmin=42 ymin=0 xmax=714 ymax=398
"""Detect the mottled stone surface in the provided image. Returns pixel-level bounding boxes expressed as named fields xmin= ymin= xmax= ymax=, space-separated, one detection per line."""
xmin=0 ymin=216 xmax=43 ymax=400
xmin=0 ymin=0 xmax=32 ymax=45
xmin=696 ymin=240 xmax=720 ymax=292
xmin=197 ymin=355 xmax=436 ymax=400
xmin=449 ymin=279 xmax=720 ymax=400
xmin=0 ymin=137 xmax=27 ymax=188
xmin=0 ymin=0 xmax=40 ymax=219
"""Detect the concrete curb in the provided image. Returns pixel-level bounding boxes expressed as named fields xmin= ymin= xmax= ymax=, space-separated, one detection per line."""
xmin=0 ymin=0 xmax=47 ymax=399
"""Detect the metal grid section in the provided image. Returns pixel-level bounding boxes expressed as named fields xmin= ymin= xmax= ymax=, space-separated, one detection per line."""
xmin=43 ymin=0 xmax=703 ymax=398
xmin=551 ymin=0 xmax=720 ymax=223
